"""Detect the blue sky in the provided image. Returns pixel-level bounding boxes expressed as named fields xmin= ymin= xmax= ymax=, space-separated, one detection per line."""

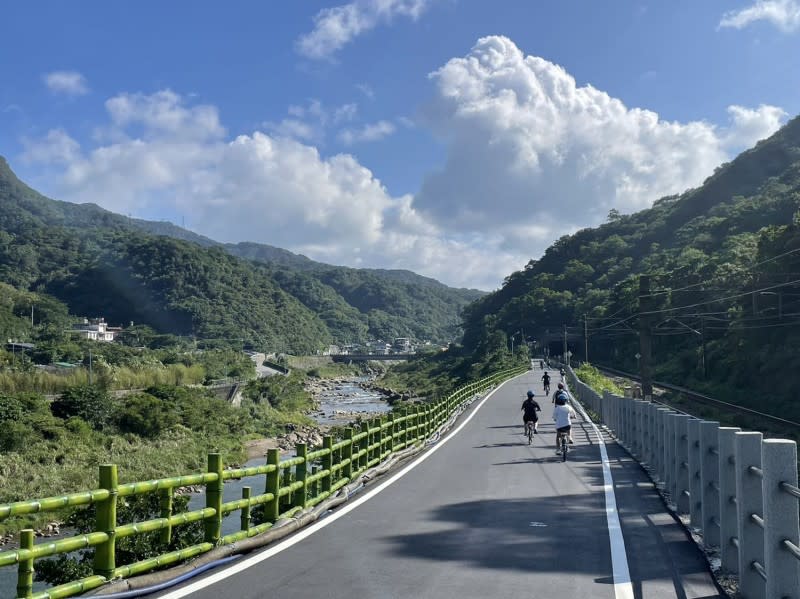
xmin=2 ymin=0 xmax=799 ymax=289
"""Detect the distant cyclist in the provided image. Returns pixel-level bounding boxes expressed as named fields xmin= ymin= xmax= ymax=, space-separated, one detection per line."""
xmin=559 ymin=367 xmax=566 ymax=382
xmin=541 ymin=371 xmax=551 ymax=394
xmin=539 ymin=360 xmax=544 ymax=369
xmin=553 ymin=392 xmax=576 ymax=454
xmin=521 ymin=390 xmax=541 ymax=435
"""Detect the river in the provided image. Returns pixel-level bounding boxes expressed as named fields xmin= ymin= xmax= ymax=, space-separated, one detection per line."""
xmin=0 ymin=380 xmax=391 ymax=596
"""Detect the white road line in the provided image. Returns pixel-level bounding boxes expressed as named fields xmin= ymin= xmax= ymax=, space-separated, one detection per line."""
xmin=158 ymin=375 xmax=523 ymax=598
xmin=571 ymin=392 xmax=634 ymax=599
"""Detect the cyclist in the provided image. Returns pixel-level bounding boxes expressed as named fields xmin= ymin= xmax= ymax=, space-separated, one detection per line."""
xmin=552 ymin=382 xmax=569 ymax=404
xmin=541 ymin=371 xmax=551 ymax=394
xmin=539 ymin=360 xmax=544 ymax=369
xmin=521 ymin=390 xmax=541 ymax=436
xmin=559 ymin=367 xmax=566 ymax=382
xmin=553 ymin=392 xmax=576 ymax=454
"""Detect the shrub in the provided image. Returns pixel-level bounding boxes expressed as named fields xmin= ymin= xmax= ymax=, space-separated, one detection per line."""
xmin=51 ymin=385 xmax=114 ymax=430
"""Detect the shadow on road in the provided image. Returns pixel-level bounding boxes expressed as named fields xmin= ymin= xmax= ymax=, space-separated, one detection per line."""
xmin=384 ymin=494 xmax=722 ymax=598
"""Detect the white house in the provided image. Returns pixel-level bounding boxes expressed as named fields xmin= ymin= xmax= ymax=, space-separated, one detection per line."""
xmin=71 ymin=318 xmax=122 ymax=342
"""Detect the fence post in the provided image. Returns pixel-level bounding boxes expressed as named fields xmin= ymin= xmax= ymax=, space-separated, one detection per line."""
xmin=675 ymin=414 xmax=691 ymax=514
xmin=736 ymin=431 xmax=765 ymax=599
xmin=322 ymin=436 xmax=333 ymax=496
xmin=294 ymin=443 xmax=308 ymax=509
xmin=688 ymin=419 xmax=703 ymax=529
xmin=633 ymin=399 xmax=644 ymax=461
xmin=360 ymin=421 xmax=369 ymax=470
xmin=16 ymin=529 xmax=34 ymax=598
xmin=387 ymin=413 xmax=395 ymax=452
xmin=94 ymin=463 xmax=118 ymax=578
xmin=204 ymin=453 xmax=223 ymax=545
xmin=646 ymin=403 xmax=656 ymax=469
xmin=700 ymin=420 xmax=721 ymax=548
xmin=265 ymin=448 xmax=280 ymax=522
xmin=240 ymin=486 xmax=251 ymax=532
xmin=343 ymin=428 xmax=354 ymax=480
xmin=668 ymin=413 xmax=680 ymax=502
xmin=159 ymin=487 xmax=173 ymax=545
xmin=762 ymin=439 xmax=800 ymax=597
xmin=655 ymin=408 xmax=669 ymax=483
xmin=718 ymin=426 xmax=741 ymax=574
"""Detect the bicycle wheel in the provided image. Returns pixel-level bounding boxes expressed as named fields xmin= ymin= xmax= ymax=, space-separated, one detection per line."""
xmin=527 ymin=424 xmax=532 ymax=445
xmin=561 ymin=436 xmax=567 ymax=462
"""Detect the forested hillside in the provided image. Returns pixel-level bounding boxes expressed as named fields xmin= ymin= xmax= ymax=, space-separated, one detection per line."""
xmin=0 ymin=158 xmax=480 ymax=348
xmin=461 ymin=114 xmax=800 ymax=420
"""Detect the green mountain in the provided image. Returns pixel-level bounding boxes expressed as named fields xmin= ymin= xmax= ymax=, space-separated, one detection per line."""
xmin=461 ymin=114 xmax=800 ymax=420
xmin=0 ymin=158 xmax=479 ymax=349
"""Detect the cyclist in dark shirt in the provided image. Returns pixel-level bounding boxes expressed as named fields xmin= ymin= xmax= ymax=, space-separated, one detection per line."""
xmin=521 ymin=390 xmax=542 ymax=435
xmin=541 ymin=371 xmax=551 ymax=394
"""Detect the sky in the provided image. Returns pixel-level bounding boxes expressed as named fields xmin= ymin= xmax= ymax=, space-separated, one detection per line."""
xmin=2 ymin=0 xmax=799 ymax=290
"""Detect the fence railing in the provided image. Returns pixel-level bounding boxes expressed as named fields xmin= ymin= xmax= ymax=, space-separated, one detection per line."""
xmin=567 ymin=367 xmax=800 ymax=599
xmin=0 ymin=366 xmax=526 ymax=599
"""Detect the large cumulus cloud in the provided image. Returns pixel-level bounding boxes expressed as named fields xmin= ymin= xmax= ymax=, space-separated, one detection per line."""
xmin=415 ymin=36 xmax=785 ymax=236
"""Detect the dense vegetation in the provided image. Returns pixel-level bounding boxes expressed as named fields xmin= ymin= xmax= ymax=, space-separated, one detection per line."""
xmin=0 ymin=156 xmax=480 ymax=351
xmin=460 ymin=114 xmax=800 ymax=421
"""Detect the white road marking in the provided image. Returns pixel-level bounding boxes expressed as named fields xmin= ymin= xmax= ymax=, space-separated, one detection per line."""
xmin=571 ymin=392 xmax=634 ymax=599
xmin=158 ymin=375 xmax=523 ymax=598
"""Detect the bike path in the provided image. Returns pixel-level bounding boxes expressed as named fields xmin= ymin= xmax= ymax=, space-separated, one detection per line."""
xmin=157 ymin=369 xmax=723 ymax=599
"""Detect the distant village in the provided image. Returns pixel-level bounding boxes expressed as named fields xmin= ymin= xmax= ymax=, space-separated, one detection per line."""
xmin=6 ymin=317 xmax=422 ymax=358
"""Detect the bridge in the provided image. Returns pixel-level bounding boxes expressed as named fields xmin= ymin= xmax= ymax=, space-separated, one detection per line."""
xmin=330 ymin=353 xmax=413 ymax=362
xmin=1 ymin=365 xmax=799 ymax=598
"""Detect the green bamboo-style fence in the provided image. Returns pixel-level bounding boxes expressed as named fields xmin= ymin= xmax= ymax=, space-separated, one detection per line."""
xmin=0 ymin=367 xmax=525 ymax=599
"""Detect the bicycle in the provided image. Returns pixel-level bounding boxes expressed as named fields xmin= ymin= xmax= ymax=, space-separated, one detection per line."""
xmin=556 ymin=430 xmax=568 ymax=461
xmin=525 ymin=421 xmax=535 ymax=445
xmin=543 ymin=382 xmax=550 ymax=395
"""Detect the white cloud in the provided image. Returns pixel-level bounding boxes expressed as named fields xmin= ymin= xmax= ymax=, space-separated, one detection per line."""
xmin=21 ymin=129 xmax=81 ymax=164
xmin=266 ymin=100 xmax=358 ymax=143
xmin=296 ymin=0 xmax=434 ymax=60
xmin=414 ymin=36 xmax=786 ymax=238
xmin=338 ymin=120 xmax=396 ymax=145
xmin=719 ymin=0 xmax=800 ymax=32
xmin=356 ymin=83 xmax=375 ymax=99
xmin=43 ymin=71 xmax=89 ymax=96
xmin=723 ymin=104 xmax=788 ymax=149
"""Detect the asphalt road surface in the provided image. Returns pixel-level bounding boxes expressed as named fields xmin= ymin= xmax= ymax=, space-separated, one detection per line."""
xmin=157 ymin=368 xmax=723 ymax=599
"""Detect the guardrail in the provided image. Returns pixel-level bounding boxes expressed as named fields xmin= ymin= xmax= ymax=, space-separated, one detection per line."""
xmin=0 ymin=366 xmax=526 ymax=599
xmin=567 ymin=366 xmax=800 ymax=598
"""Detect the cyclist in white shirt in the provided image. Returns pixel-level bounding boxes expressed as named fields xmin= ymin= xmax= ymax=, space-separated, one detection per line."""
xmin=553 ymin=393 xmax=576 ymax=454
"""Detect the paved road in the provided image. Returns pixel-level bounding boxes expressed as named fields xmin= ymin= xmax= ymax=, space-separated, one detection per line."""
xmin=158 ymin=368 xmax=723 ymax=599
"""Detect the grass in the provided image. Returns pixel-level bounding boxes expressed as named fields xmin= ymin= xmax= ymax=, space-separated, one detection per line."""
xmin=574 ymin=363 xmax=625 ymax=396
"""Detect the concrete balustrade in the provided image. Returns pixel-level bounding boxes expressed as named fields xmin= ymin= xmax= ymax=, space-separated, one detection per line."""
xmin=761 ymin=439 xmax=800 ymax=598
xmin=700 ymin=421 xmax=721 ymax=548
xmin=568 ymin=369 xmax=800 ymax=596
xmin=718 ymin=426 xmax=741 ymax=574
xmin=688 ymin=418 xmax=703 ymax=529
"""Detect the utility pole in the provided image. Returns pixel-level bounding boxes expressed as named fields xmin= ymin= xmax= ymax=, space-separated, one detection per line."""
xmin=562 ymin=324 xmax=568 ymax=365
xmin=88 ymin=349 xmax=93 ymax=385
xmin=638 ymin=275 xmax=653 ymax=399
xmin=701 ymin=317 xmax=707 ymax=379
xmin=31 ymin=304 xmax=34 ymax=328
xmin=583 ymin=313 xmax=588 ymax=364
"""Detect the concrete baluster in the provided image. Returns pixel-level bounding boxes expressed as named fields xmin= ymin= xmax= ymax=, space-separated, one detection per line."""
xmin=735 ymin=431 xmax=765 ymax=599
xmin=688 ymin=419 xmax=703 ymax=529
xmin=700 ymin=420 xmax=721 ymax=547
xmin=667 ymin=413 xmax=679 ymax=502
xmin=718 ymin=427 xmax=741 ymax=574
xmin=675 ymin=415 xmax=691 ymax=514
xmin=762 ymin=439 xmax=800 ymax=598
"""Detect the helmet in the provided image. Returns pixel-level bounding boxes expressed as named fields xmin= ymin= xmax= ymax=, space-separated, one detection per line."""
xmin=557 ymin=383 xmax=564 ymax=389
xmin=527 ymin=390 xmax=534 ymax=398
xmin=555 ymin=394 xmax=567 ymax=406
